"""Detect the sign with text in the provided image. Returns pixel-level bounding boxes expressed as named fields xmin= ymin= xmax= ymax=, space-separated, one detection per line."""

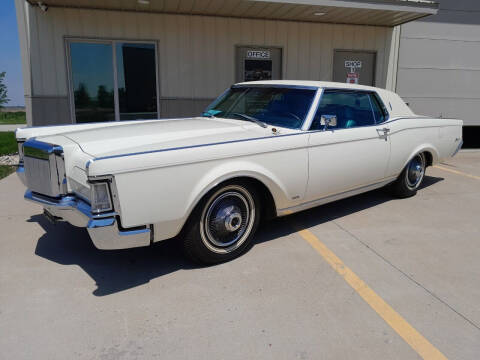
xmin=346 ymin=72 xmax=359 ymax=84
xmin=246 ymin=50 xmax=271 ymax=59
xmin=345 ymin=60 xmax=362 ymax=73
xmin=334 ymin=50 xmax=375 ymax=86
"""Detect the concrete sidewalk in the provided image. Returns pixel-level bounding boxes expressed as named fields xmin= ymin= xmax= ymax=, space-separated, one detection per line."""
xmin=0 ymin=124 xmax=25 ymax=132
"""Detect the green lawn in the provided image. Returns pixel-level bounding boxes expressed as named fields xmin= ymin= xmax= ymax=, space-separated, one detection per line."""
xmin=0 ymin=165 xmax=15 ymax=180
xmin=0 ymin=132 xmax=17 ymax=156
xmin=0 ymin=111 xmax=26 ymax=124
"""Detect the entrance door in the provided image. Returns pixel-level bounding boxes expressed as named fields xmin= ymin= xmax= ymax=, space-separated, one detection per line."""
xmin=236 ymin=46 xmax=282 ymax=82
xmin=333 ymin=50 xmax=376 ymax=86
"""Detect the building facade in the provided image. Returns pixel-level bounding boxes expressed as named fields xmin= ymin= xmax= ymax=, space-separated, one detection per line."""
xmin=396 ymin=0 xmax=480 ymax=146
xmin=15 ymin=0 xmax=438 ymax=126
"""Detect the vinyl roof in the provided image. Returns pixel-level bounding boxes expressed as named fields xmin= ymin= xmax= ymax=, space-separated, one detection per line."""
xmin=27 ymin=0 xmax=438 ymax=26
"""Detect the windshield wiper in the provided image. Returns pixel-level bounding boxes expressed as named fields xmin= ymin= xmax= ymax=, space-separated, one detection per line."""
xmin=229 ymin=113 xmax=268 ymax=128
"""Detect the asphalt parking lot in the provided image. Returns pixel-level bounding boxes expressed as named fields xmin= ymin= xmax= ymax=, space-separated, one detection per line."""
xmin=1 ymin=151 xmax=479 ymax=360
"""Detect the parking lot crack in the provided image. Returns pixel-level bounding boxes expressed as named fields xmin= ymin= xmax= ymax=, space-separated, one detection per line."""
xmin=331 ymin=220 xmax=480 ymax=333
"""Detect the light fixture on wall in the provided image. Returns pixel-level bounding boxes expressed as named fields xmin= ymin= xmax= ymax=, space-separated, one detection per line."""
xmin=313 ymin=12 xmax=326 ymax=16
xmin=37 ymin=1 xmax=48 ymax=12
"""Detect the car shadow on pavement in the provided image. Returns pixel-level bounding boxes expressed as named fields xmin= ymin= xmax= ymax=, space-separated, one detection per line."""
xmin=32 ymin=217 xmax=195 ymax=297
xmin=31 ymin=175 xmax=443 ymax=297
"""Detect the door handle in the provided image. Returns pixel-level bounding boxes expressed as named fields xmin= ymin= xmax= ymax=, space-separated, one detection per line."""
xmin=376 ymin=127 xmax=390 ymax=140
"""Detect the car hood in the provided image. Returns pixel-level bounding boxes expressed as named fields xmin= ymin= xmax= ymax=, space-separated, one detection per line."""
xmin=60 ymin=117 xmax=270 ymax=158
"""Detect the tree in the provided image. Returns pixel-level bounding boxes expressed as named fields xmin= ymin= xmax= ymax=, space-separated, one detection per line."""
xmin=0 ymin=72 xmax=9 ymax=108
xmin=74 ymin=83 xmax=90 ymax=108
xmin=96 ymin=85 xmax=113 ymax=108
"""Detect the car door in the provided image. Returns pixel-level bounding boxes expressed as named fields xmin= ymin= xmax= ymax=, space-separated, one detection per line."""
xmin=305 ymin=89 xmax=391 ymax=202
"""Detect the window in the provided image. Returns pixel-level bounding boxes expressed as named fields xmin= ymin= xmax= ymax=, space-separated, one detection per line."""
xmin=204 ymin=86 xmax=316 ymax=129
xmin=68 ymin=40 xmax=158 ymax=123
xmin=310 ymin=90 xmax=386 ymax=130
xmin=69 ymin=42 xmax=115 ymax=123
xmin=370 ymin=92 xmax=388 ymax=124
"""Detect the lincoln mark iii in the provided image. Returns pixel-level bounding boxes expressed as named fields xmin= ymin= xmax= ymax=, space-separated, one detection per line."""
xmin=16 ymin=81 xmax=463 ymax=263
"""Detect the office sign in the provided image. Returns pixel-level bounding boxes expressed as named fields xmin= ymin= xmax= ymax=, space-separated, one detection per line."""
xmin=246 ymin=50 xmax=271 ymax=59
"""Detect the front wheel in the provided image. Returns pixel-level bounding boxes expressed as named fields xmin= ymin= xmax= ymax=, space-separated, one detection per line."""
xmin=390 ymin=153 xmax=426 ymax=198
xmin=182 ymin=183 xmax=261 ymax=264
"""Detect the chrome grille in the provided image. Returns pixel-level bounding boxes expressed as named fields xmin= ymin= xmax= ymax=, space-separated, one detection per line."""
xmin=23 ymin=139 xmax=67 ymax=197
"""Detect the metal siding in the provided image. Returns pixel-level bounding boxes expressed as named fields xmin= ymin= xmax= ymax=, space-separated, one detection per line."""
xmin=25 ymin=7 xmax=395 ymax=123
xmin=397 ymin=0 xmax=480 ymax=125
xmin=14 ymin=0 xmax=32 ymax=98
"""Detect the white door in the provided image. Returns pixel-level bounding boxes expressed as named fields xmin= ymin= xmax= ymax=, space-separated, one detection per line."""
xmin=305 ymin=90 xmax=390 ymax=202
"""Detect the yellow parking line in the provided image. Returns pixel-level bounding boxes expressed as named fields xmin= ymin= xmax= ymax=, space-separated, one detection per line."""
xmin=297 ymin=228 xmax=447 ymax=360
xmin=433 ymin=165 xmax=480 ymax=180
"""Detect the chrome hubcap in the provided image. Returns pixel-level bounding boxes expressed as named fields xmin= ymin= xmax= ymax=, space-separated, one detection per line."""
xmin=406 ymin=154 xmax=425 ymax=189
xmin=223 ymin=208 xmax=242 ymax=232
xmin=201 ymin=187 xmax=255 ymax=253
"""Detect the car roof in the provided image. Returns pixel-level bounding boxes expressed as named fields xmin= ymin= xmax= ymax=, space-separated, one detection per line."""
xmin=234 ymin=80 xmax=415 ymax=118
xmin=235 ymin=80 xmax=382 ymax=92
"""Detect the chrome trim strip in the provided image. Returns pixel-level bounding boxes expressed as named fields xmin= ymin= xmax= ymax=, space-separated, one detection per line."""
xmin=301 ymin=88 xmax=323 ymax=131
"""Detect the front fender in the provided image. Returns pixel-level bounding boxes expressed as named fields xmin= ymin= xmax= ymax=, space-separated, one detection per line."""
xmin=186 ymin=160 xmax=295 ymax=222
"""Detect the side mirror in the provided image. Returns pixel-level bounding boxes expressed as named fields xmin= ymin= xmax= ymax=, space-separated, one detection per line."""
xmin=320 ymin=115 xmax=337 ymax=130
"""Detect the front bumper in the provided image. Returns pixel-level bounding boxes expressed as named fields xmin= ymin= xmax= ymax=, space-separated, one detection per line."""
xmin=16 ymin=163 xmax=26 ymax=186
xmin=25 ymin=190 xmax=151 ymax=250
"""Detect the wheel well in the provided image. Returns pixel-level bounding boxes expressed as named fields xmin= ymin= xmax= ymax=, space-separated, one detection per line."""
xmin=214 ymin=177 xmax=277 ymax=221
xmin=423 ymin=151 xmax=433 ymax=167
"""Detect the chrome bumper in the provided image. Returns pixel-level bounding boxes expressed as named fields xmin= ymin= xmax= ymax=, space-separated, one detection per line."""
xmin=25 ymin=190 xmax=151 ymax=250
xmin=452 ymin=139 xmax=463 ymax=157
xmin=16 ymin=163 xmax=26 ymax=186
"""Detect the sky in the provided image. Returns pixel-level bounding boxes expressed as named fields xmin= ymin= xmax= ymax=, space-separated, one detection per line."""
xmin=0 ymin=1 xmax=24 ymax=106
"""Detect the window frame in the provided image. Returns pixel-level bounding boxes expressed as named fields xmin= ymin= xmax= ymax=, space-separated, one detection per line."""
xmin=308 ymin=88 xmax=390 ymax=131
xmin=65 ymin=37 xmax=160 ymax=123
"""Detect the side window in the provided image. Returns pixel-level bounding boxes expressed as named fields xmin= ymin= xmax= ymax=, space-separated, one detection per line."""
xmin=310 ymin=90 xmax=376 ymax=130
xmin=369 ymin=93 xmax=388 ymax=124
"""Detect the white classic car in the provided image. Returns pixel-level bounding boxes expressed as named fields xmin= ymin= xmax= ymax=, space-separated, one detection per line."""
xmin=16 ymin=81 xmax=463 ymax=264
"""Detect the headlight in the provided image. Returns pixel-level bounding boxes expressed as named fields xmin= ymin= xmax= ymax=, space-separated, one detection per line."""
xmin=90 ymin=182 xmax=113 ymax=213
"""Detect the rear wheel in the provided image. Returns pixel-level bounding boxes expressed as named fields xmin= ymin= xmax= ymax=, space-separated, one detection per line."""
xmin=391 ymin=153 xmax=426 ymax=198
xmin=182 ymin=183 xmax=260 ymax=264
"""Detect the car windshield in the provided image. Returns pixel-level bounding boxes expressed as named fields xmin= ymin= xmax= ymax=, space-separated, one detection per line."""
xmin=203 ymin=86 xmax=316 ymax=129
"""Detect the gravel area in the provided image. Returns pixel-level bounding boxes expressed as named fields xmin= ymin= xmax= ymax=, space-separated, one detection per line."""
xmin=0 ymin=154 xmax=19 ymax=165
